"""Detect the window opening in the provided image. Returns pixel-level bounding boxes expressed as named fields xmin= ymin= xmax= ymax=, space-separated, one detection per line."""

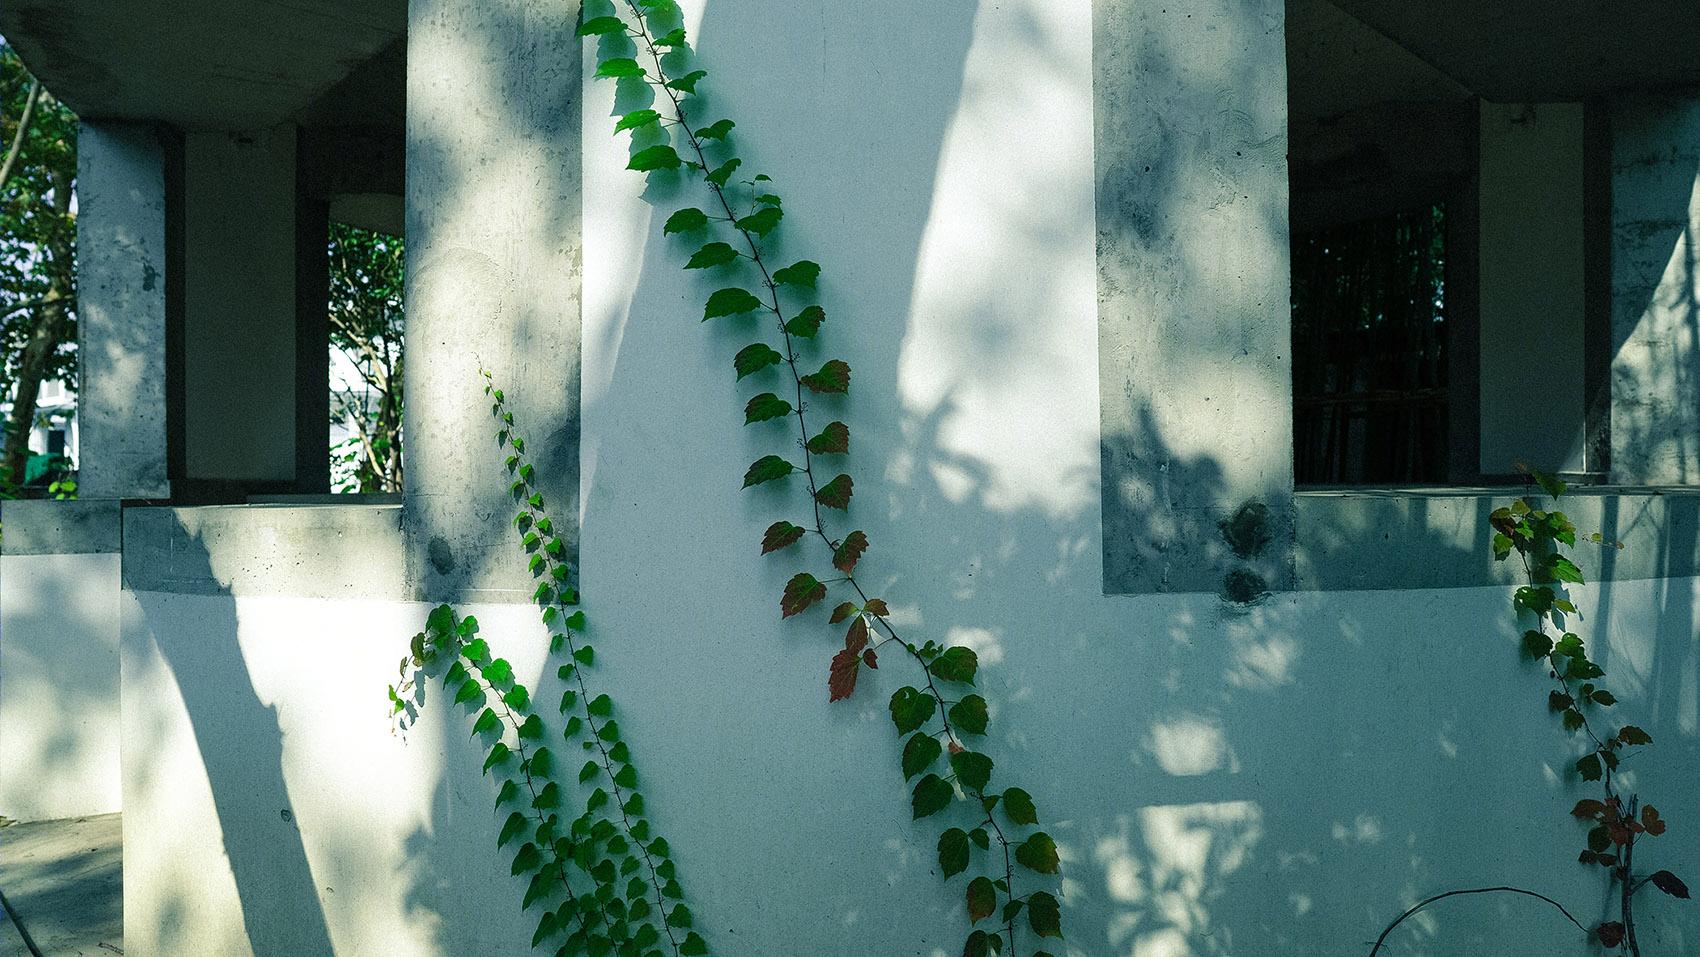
xmin=327 ymin=222 xmax=404 ymax=493
xmin=1291 ymin=203 xmax=1448 ymax=484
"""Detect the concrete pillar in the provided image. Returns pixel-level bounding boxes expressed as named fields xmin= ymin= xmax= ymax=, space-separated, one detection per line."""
xmin=405 ymin=0 xmax=583 ymax=600
xmin=78 ymin=122 xmax=170 ymax=499
xmin=1610 ymin=92 xmax=1700 ymax=486
xmin=1094 ymin=0 xmax=1294 ymax=596
xmin=1477 ymin=102 xmax=1588 ymax=476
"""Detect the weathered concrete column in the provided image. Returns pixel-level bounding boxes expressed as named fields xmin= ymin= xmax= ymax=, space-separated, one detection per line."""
xmin=1610 ymin=92 xmax=1700 ymax=486
xmin=78 ymin=122 xmax=170 ymax=499
xmin=405 ymin=0 xmax=583 ymax=600
xmin=1094 ymin=0 xmax=1294 ymax=596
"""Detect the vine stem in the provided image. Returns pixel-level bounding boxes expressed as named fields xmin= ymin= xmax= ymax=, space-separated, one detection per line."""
xmin=617 ymin=6 xmax=1036 ymax=950
xmin=1367 ymin=887 xmax=1591 ymax=956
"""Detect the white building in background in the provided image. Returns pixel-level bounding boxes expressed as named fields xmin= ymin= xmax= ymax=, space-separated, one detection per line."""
xmin=0 ymin=376 xmax=78 ymax=469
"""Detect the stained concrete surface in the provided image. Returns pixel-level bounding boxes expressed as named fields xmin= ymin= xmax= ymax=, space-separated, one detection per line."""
xmin=0 ymin=813 xmax=122 ymax=956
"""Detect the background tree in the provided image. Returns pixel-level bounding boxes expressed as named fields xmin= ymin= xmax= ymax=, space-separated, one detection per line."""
xmin=0 ymin=41 xmax=77 ymax=490
xmin=328 ymin=221 xmax=404 ymax=492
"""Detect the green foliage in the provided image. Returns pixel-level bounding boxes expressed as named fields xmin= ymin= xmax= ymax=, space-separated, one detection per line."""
xmin=327 ymin=223 xmax=405 ymax=493
xmin=1479 ymin=469 xmax=1685 ymax=955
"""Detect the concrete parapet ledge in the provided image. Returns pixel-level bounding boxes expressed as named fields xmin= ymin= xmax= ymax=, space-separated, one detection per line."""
xmin=1295 ymin=486 xmax=1700 ymax=590
xmin=0 ymin=499 xmax=122 ymax=556
xmin=123 ymin=503 xmax=407 ymax=599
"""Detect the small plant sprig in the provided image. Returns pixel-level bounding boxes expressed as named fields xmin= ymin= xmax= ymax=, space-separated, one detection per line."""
xmin=582 ymin=2 xmax=1063 ymax=954
xmin=1369 ymin=469 xmax=1689 ymax=955
xmin=390 ymin=382 xmax=708 ymax=957
xmin=1489 ymin=469 xmax=1689 ymax=954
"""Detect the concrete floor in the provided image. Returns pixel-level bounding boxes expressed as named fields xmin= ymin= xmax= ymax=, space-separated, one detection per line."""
xmin=0 ymin=813 xmax=122 ymax=956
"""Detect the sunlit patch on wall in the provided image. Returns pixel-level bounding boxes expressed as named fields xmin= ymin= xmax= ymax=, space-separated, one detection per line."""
xmin=1145 ymin=714 xmax=1237 ymax=777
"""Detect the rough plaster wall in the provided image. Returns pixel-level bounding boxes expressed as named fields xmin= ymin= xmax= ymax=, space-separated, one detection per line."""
xmin=1477 ymin=101 xmax=1588 ymax=475
xmin=1611 ymin=92 xmax=1700 ymax=485
xmin=404 ymin=0 xmax=584 ymax=603
xmin=0 ymin=552 xmax=121 ymax=821
xmin=77 ymin=122 xmax=170 ymax=499
xmin=1095 ymin=0 xmax=1295 ymax=597
xmin=182 ymin=126 xmax=299 ymax=481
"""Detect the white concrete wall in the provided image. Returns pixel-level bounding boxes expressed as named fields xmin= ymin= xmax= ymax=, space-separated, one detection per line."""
xmin=1478 ymin=101 xmax=1589 ymax=476
xmin=0 ymin=552 xmax=122 ymax=821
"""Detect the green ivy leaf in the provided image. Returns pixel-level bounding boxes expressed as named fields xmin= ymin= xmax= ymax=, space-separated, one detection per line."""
xmin=530 ymin=909 xmax=557 ymax=949
xmin=628 ymin=144 xmax=682 ymax=172
xmin=532 ymin=781 xmax=560 ymax=810
xmin=695 ymin=118 xmax=735 ymax=141
xmin=614 ymin=764 xmax=637 ymax=788
xmin=1522 ymin=629 xmax=1553 ymax=659
xmin=499 ymin=811 xmax=528 ymax=848
xmin=483 ymin=657 xmax=515 ymax=686
xmin=574 ymin=645 xmax=595 ymax=665
xmin=686 ymin=241 xmax=740 ymax=270
xmin=743 ymin=455 xmax=795 ymax=488
xmin=522 ymin=871 xmax=550 ymax=910
xmin=666 ymin=903 xmax=694 ymax=928
xmin=511 ymin=842 xmax=542 ymax=876
xmin=1546 ymin=555 xmax=1585 ymax=584
xmin=705 ymin=157 xmax=742 ymax=187
xmin=580 ymin=759 xmax=601 ymax=784
xmin=807 ymin=421 xmax=850 ymax=455
xmin=762 ymin=521 xmax=806 ymax=554
xmin=578 ymin=16 xmax=627 ymax=36
xmin=704 ymin=287 xmax=764 ymax=321
xmin=454 ymin=679 xmax=482 ymax=705
xmin=815 ymin=473 xmax=853 ymax=510
xmin=950 ymin=750 xmax=994 ymax=792
xmin=664 ymin=208 xmax=709 ymax=234
xmin=781 ymin=573 xmax=827 ymax=619
xmin=614 ymin=108 xmax=660 ymax=133
xmin=744 ymin=392 xmax=793 ymax=424
xmin=517 ymin=714 xmax=544 ymax=739
xmin=931 ymin=646 xmax=979 ymax=685
xmin=1002 ymin=787 xmax=1038 ymax=826
xmin=1591 ymin=689 xmax=1617 ymax=706
xmin=665 ymin=69 xmax=708 ymax=94
xmin=772 ymin=260 xmax=820 ymax=288
xmin=734 ymin=343 xmax=784 ymax=380
xmin=654 ymin=27 xmax=688 ymax=46
xmin=912 ymin=773 xmax=954 ymax=819
xmin=472 ymin=707 xmax=501 ymax=737
xmin=528 ymin=747 xmax=552 ymax=777
xmin=800 ymin=359 xmax=851 ymax=394
xmin=1576 ymin=753 xmax=1604 ymax=781
xmin=833 ymin=530 xmax=869 ymax=574
xmin=890 ymin=686 xmax=937 ymax=736
xmin=735 ymin=206 xmax=783 ymax=236
xmin=503 ymin=685 xmax=530 ymax=711
xmin=962 ymin=930 xmax=991 ymax=957
xmin=495 ymin=778 xmax=518 ymax=808
xmin=966 ymin=876 xmax=996 ymax=923
xmin=756 ymin=193 xmax=782 ymax=207
xmin=902 ymin=732 xmax=942 ymax=780
xmin=968 ymin=827 xmax=990 ymax=850
xmin=1028 ymin=890 xmax=1063 ymax=938
xmin=594 ymin=58 xmax=645 ymax=79
xmin=1016 ymin=832 xmax=1060 ymax=874
xmin=949 ymin=695 xmax=989 ymax=735
xmin=680 ymin=932 xmax=709 ymax=956
xmin=1562 ymin=708 xmax=1585 ymax=731
xmin=785 ymin=304 xmax=825 ymax=338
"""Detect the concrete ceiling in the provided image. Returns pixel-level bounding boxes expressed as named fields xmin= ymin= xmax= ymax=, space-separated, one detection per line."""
xmin=0 ymin=0 xmax=404 ymax=131
xmin=1325 ymin=0 xmax=1700 ymax=103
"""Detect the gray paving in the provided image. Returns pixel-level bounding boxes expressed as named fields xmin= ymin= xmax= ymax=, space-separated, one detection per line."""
xmin=0 ymin=813 xmax=122 ymax=956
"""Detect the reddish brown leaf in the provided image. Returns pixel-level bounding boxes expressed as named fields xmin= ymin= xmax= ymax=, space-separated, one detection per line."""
xmin=761 ymin=521 xmax=805 ymax=555
xmin=829 ymin=646 xmax=861 ymax=702
xmin=806 ymin=421 xmax=850 ymax=456
xmin=864 ymin=598 xmax=889 ymax=617
xmin=1597 ymin=922 xmax=1626 ymax=947
xmin=846 ymin=616 xmax=869 ymax=654
xmin=1643 ymin=804 xmax=1667 ymax=836
xmin=862 ymin=648 xmax=878 ymax=668
xmin=827 ymin=602 xmax=859 ymax=624
xmin=800 ymin=358 xmax=851 ymax=394
xmin=947 ymin=740 xmax=965 ymax=755
xmin=833 ymin=530 xmax=869 ymax=574
xmin=781 ymin=573 xmax=826 ymax=619
xmin=1572 ymin=799 xmax=1608 ymax=820
xmin=815 ymin=473 xmax=853 ymax=510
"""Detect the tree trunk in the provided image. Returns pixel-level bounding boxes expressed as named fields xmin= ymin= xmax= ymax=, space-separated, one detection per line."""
xmin=2 ymin=167 xmax=73 ymax=486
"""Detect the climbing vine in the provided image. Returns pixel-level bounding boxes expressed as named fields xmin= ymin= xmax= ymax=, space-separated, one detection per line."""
xmin=578 ymin=1 xmax=1065 ymax=954
xmin=1370 ymin=470 xmax=1689 ymax=955
xmin=392 ymin=387 xmax=708 ymax=957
